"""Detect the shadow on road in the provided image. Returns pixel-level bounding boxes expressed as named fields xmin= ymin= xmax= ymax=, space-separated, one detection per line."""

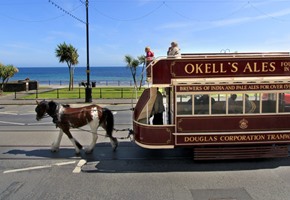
xmin=3 ymin=142 xmax=290 ymax=173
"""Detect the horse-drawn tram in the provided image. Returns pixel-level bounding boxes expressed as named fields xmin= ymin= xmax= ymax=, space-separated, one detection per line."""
xmin=133 ymin=52 xmax=290 ymax=160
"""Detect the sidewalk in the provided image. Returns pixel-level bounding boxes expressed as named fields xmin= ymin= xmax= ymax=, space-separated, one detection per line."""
xmin=0 ymin=88 xmax=137 ymax=105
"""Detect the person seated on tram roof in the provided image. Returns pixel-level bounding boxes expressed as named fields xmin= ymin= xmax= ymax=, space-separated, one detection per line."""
xmin=167 ymin=41 xmax=181 ymax=58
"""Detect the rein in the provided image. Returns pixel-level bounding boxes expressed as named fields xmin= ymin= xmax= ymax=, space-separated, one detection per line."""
xmin=76 ymin=127 xmax=134 ymax=140
xmin=110 ymin=108 xmax=134 ymax=112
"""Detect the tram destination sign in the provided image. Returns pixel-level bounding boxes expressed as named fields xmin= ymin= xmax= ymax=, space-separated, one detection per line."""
xmin=176 ymin=83 xmax=290 ymax=92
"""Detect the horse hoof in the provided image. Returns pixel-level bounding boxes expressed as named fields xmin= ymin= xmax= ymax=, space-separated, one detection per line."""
xmin=85 ymin=149 xmax=93 ymax=154
xmin=51 ymin=148 xmax=59 ymax=153
xmin=112 ymin=143 xmax=118 ymax=152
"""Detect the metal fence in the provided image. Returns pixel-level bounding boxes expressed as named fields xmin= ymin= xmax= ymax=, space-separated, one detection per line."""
xmin=38 ymin=80 xmax=140 ymax=86
xmin=14 ymin=87 xmax=144 ymax=100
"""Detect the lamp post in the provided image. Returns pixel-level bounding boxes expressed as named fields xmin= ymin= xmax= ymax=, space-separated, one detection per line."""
xmin=85 ymin=0 xmax=92 ymax=102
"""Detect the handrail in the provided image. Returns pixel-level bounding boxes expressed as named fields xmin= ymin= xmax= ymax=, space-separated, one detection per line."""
xmin=180 ymin=52 xmax=290 ymax=59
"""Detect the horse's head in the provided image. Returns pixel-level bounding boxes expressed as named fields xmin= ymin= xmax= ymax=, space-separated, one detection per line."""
xmin=35 ymin=100 xmax=49 ymax=121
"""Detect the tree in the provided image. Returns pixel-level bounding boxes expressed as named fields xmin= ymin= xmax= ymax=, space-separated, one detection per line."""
xmin=124 ymin=55 xmax=140 ymax=90
xmin=137 ymin=55 xmax=146 ymax=90
xmin=0 ymin=63 xmax=19 ymax=93
xmin=55 ymin=42 xmax=79 ymax=91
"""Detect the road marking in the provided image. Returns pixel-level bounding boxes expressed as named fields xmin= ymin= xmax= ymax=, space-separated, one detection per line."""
xmin=3 ymin=161 xmax=76 ymax=174
xmin=0 ymin=121 xmax=26 ymax=126
xmin=0 ymin=120 xmax=52 ymax=126
xmin=72 ymin=159 xmax=87 ymax=173
xmin=0 ymin=111 xmax=35 ymax=116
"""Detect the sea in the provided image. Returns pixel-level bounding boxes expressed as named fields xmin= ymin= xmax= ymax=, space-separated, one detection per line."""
xmin=10 ymin=66 xmax=144 ymax=86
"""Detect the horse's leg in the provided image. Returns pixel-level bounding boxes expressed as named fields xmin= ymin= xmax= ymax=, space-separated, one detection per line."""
xmin=51 ymin=129 xmax=64 ymax=152
xmin=85 ymin=120 xmax=99 ymax=154
xmin=102 ymin=108 xmax=118 ymax=151
xmin=109 ymin=137 xmax=118 ymax=152
xmin=63 ymin=128 xmax=83 ymax=155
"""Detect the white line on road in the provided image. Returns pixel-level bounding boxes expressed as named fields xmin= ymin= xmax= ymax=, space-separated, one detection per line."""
xmin=3 ymin=161 xmax=77 ymax=174
xmin=0 ymin=112 xmax=35 ymax=116
xmin=72 ymin=159 xmax=87 ymax=173
xmin=0 ymin=120 xmax=26 ymax=126
xmin=0 ymin=120 xmax=52 ymax=126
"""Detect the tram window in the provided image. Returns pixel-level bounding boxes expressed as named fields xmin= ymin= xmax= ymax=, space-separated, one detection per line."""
xmin=244 ymin=93 xmax=258 ymax=113
xmin=262 ymin=93 xmax=277 ymax=113
xmin=212 ymin=94 xmax=226 ymax=114
xmin=194 ymin=94 xmax=211 ymax=114
xmin=279 ymin=93 xmax=290 ymax=113
xmin=224 ymin=94 xmax=243 ymax=114
xmin=177 ymin=94 xmax=192 ymax=115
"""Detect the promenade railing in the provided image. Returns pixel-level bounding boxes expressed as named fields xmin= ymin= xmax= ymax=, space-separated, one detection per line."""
xmin=13 ymin=87 xmax=145 ymax=100
xmin=39 ymin=80 xmax=136 ymax=86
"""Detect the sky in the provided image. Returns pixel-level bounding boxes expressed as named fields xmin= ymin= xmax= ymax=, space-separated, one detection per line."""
xmin=1 ymin=0 xmax=290 ymax=67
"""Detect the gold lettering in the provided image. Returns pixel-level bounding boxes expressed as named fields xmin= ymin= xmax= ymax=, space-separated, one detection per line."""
xmin=212 ymin=63 xmax=219 ymax=73
xmin=253 ymin=62 xmax=260 ymax=72
xmin=269 ymin=62 xmax=275 ymax=72
xmin=267 ymin=134 xmax=290 ymax=140
xmin=244 ymin=62 xmax=253 ymax=73
xmin=231 ymin=62 xmax=238 ymax=73
xmin=184 ymin=64 xmax=194 ymax=74
xmin=261 ymin=62 xmax=268 ymax=72
xmin=281 ymin=62 xmax=290 ymax=67
xmin=184 ymin=136 xmax=218 ymax=143
xmin=195 ymin=64 xmax=203 ymax=74
xmin=205 ymin=63 xmax=211 ymax=73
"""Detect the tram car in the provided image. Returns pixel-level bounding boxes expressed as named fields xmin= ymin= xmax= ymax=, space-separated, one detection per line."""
xmin=133 ymin=52 xmax=290 ymax=160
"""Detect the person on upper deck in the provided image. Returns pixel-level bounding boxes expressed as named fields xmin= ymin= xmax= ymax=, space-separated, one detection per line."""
xmin=145 ymin=46 xmax=154 ymax=77
xmin=145 ymin=46 xmax=154 ymax=64
xmin=167 ymin=41 xmax=181 ymax=57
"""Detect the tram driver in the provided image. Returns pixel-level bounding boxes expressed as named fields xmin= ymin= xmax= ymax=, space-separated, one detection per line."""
xmin=151 ymin=88 xmax=165 ymax=125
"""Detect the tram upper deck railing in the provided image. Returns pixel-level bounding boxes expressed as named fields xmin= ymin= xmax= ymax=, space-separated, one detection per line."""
xmin=180 ymin=52 xmax=290 ymax=59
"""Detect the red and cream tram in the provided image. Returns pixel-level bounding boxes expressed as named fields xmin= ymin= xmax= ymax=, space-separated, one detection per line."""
xmin=133 ymin=52 xmax=290 ymax=160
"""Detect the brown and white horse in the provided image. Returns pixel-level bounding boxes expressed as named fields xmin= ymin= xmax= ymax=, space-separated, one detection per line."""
xmin=35 ymin=100 xmax=118 ymax=154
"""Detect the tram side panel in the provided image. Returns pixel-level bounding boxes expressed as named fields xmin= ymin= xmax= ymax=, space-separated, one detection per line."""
xmin=174 ymin=115 xmax=290 ymax=146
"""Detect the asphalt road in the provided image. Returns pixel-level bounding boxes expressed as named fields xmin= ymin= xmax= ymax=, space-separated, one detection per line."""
xmin=1 ymin=105 xmax=290 ymax=200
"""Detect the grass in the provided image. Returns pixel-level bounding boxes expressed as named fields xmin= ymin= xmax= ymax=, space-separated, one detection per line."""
xmin=21 ymin=87 xmax=145 ymax=99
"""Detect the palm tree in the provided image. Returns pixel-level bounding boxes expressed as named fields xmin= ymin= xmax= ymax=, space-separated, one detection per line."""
xmin=0 ymin=63 xmax=19 ymax=93
xmin=137 ymin=55 xmax=146 ymax=90
xmin=55 ymin=42 xmax=79 ymax=90
xmin=124 ymin=55 xmax=140 ymax=90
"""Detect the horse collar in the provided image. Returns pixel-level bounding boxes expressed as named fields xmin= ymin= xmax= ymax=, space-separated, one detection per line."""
xmin=48 ymin=102 xmax=61 ymax=125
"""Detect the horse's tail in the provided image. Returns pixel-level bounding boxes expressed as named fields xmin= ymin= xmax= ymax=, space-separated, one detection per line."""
xmin=102 ymin=108 xmax=114 ymax=137
xmin=102 ymin=108 xmax=118 ymax=151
